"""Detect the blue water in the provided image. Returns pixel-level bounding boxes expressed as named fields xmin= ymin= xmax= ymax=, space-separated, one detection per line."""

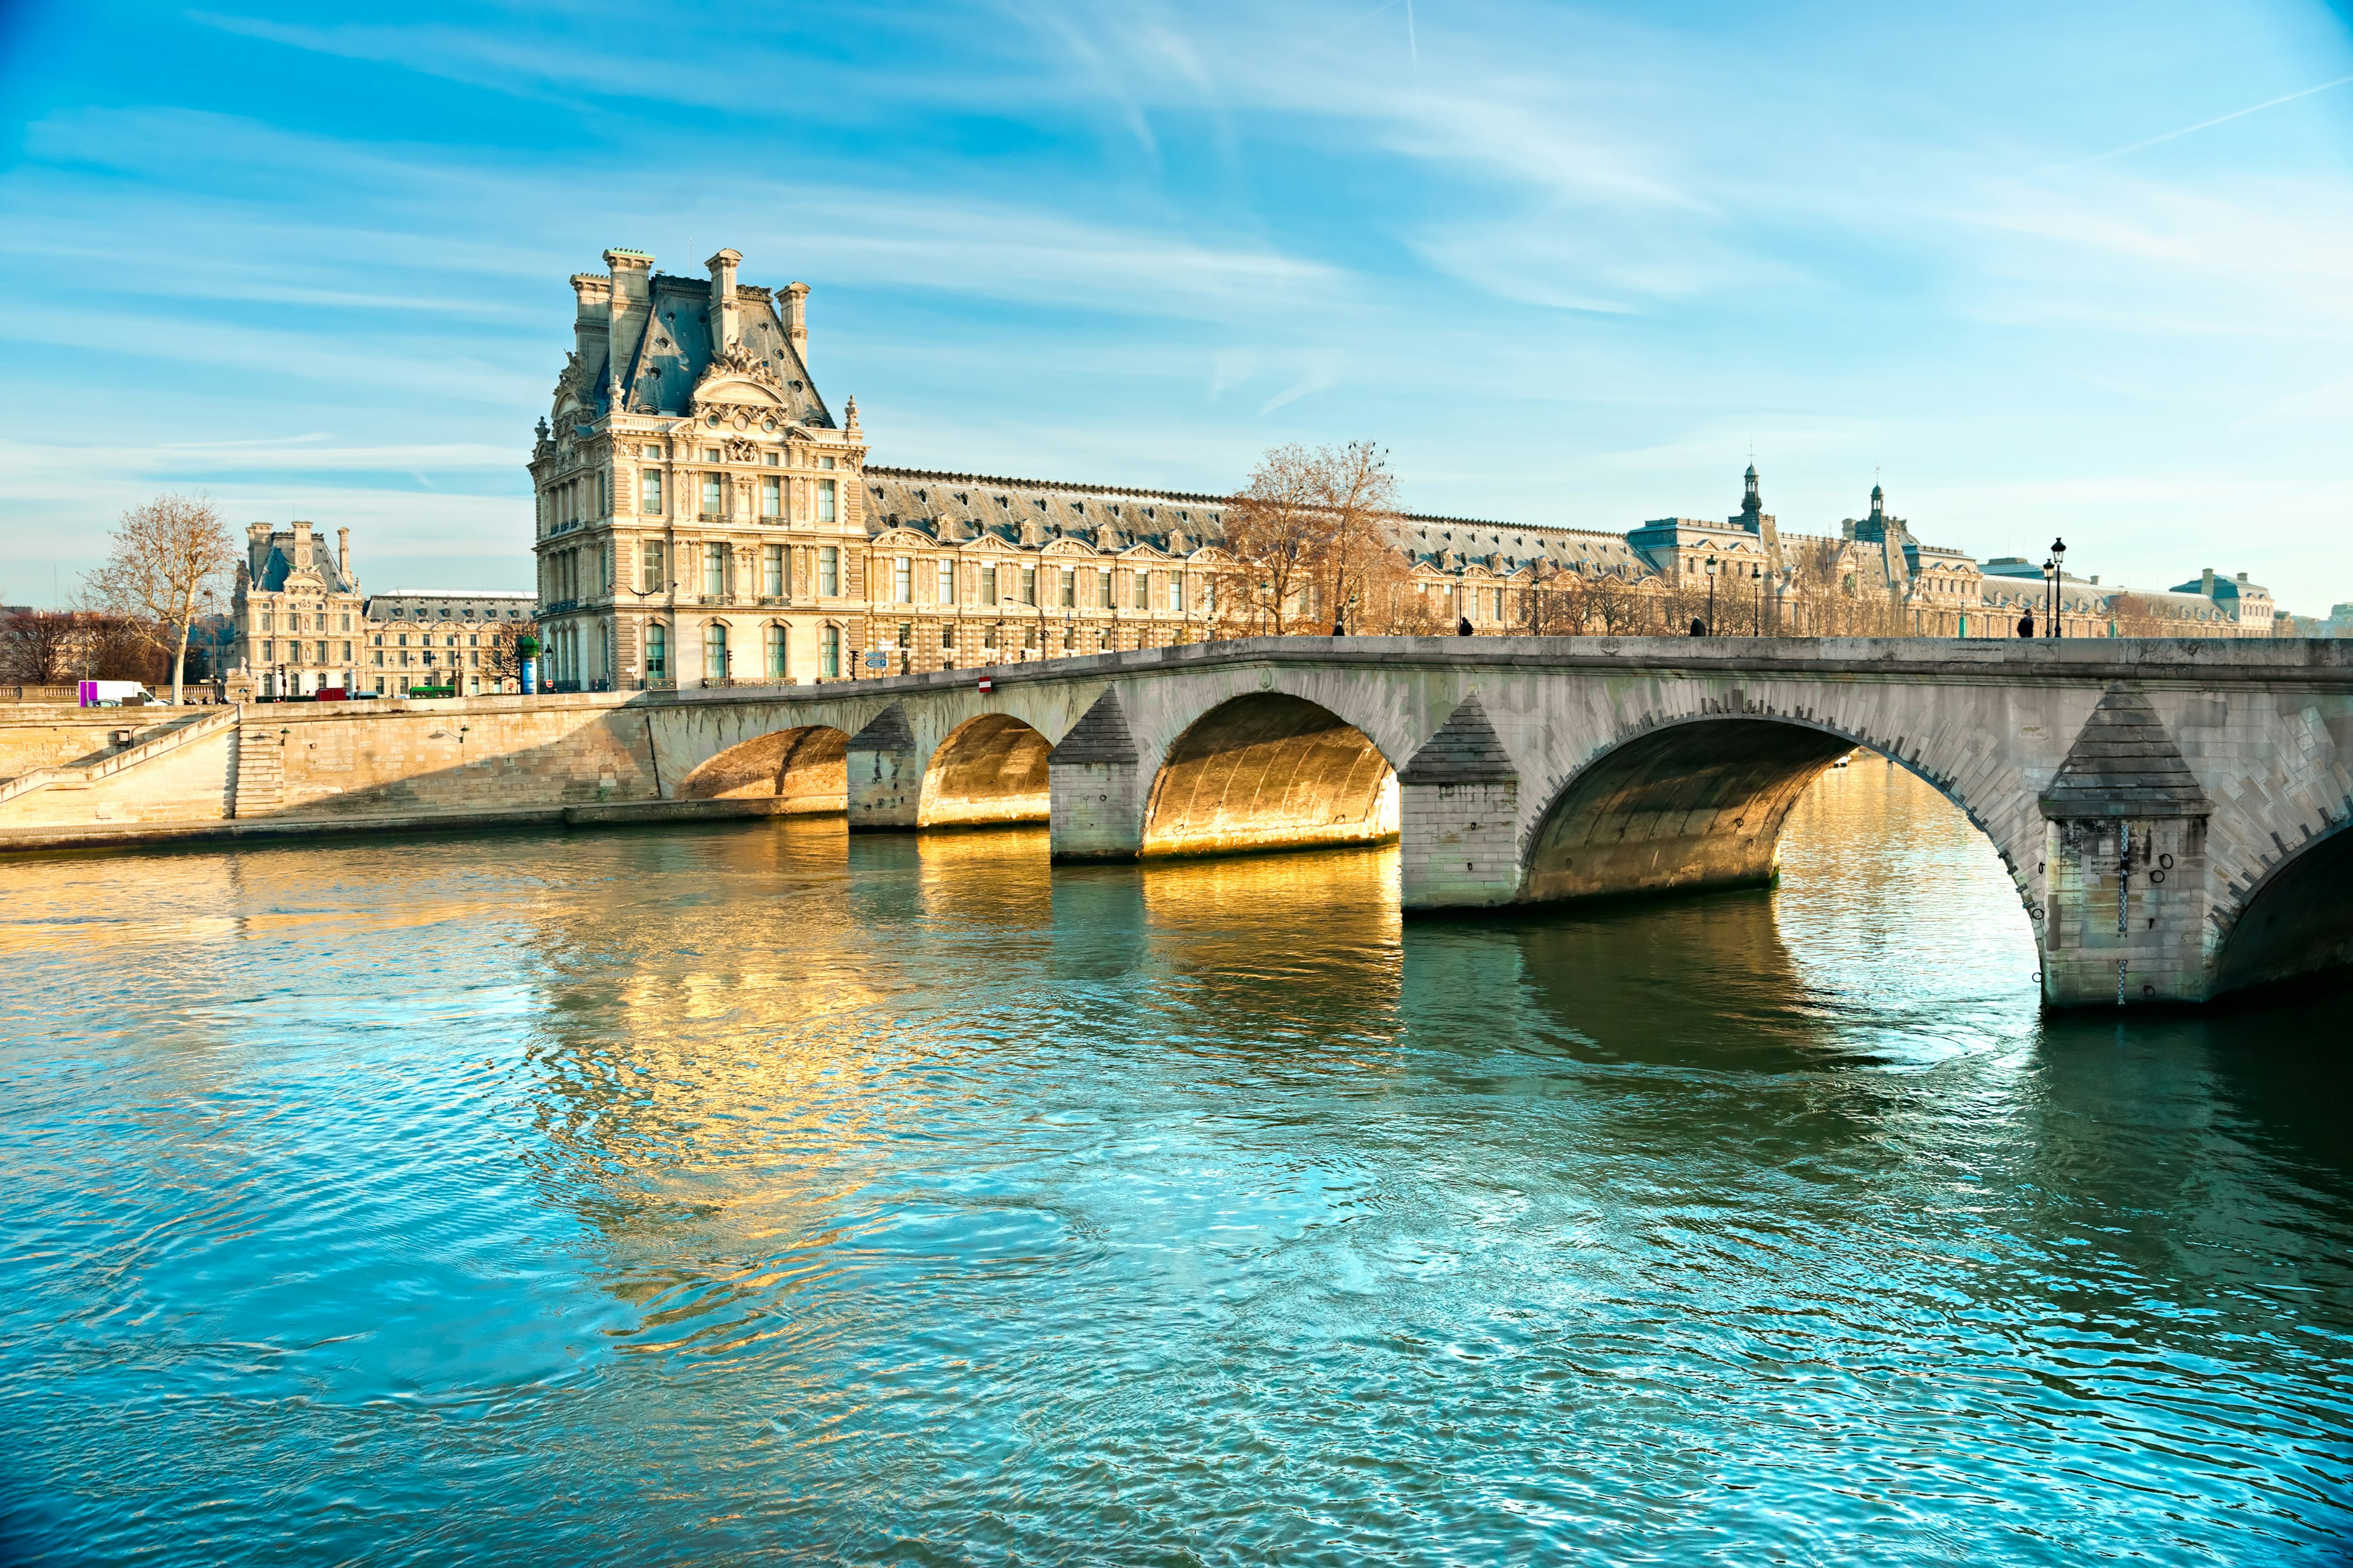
xmin=2 ymin=760 xmax=2347 ymax=1563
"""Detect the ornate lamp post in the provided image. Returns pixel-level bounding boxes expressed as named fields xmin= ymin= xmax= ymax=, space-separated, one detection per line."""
xmin=620 ymin=577 xmax=675 ymax=690
xmin=2048 ymin=537 xmax=2067 ymax=637
xmin=2041 ymin=556 xmax=2057 ymax=640
xmin=1704 ymin=554 xmax=1719 ymax=635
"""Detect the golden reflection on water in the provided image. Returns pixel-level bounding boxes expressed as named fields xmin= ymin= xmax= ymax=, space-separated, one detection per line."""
xmin=5 ymin=761 xmax=2349 ymax=1564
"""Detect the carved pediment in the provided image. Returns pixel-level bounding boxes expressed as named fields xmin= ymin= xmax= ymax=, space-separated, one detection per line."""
xmin=689 ymin=342 xmax=790 ymax=419
xmin=960 ymin=534 xmax=1017 ymax=553
xmin=1039 ymin=537 xmax=1098 ymax=557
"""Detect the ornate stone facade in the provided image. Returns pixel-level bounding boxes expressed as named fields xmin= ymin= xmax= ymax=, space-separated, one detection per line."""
xmin=530 ymin=245 xmax=2287 ymax=687
xmin=229 ymin=525 xmax=536 ymax=700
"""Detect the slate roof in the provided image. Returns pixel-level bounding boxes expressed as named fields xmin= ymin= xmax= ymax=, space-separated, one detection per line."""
xmin=2038 ymin=684 xmax=2211 ymax=819
xmin=862 ymin=463 xmax=1656 ymax=575
xmin=589 ymin=273 xmax=831 ymax=428
xmin=254 ymin=541 xmax=358 ymax=596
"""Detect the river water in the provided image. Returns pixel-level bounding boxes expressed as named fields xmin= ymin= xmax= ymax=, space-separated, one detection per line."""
xmin=2 ymin=760 xmax=2347 ymax=1564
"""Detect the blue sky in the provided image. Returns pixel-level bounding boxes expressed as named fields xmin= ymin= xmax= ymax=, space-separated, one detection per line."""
xmin=2 ymin=0 xmax=2351 ymax=606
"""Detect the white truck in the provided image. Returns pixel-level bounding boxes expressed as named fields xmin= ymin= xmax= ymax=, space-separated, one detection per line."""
xmin=76 ymin=680 xmax=169 ymax=708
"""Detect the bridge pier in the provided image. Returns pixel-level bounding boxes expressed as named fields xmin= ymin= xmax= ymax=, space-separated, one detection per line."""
xmin=844 ymin=702 xmax=920 ymax=831
xmin=2035 ymin=685 xmax=2214 ymax=1006
xmin=1396 ymin=695 xmax=1523 ymax=909
xmin=1047 ymin=689 xmax=1143 ymax=862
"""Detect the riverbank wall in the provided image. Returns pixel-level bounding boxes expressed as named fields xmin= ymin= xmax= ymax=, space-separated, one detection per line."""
xmin=0 ymin=693 xmax=770 ymax=853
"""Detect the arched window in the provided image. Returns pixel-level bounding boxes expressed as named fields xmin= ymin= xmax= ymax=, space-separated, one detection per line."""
xmin=822 ymin=624 xmax=841 ymax=678
xmin=765 ymin=623 xmax=787 ymax=679
xmin=706 ymin=621 xmax=729 ymax=681
xmin=646 ymin=623 xmax=669 ymax=678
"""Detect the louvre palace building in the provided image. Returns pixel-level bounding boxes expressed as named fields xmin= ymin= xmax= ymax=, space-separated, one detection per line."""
xmin=527 ymin=246 xmax=2284 ymax=693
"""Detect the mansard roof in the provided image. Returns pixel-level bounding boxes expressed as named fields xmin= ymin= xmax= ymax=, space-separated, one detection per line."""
xmin=562 ymin=268 xmax=832 ymax=431
xmin=252 ymin=539 xmax=357 ymax=596
xmin=863 ymin=463 xmax=1662 ymax=578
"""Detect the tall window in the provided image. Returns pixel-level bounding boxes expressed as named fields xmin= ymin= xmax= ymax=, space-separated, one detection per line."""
xmin=981 ymin=565 xmax=998 ymax=604
xmin=763 ymin=544 xmax=784 ymax=597
xmin=819 ymin=546 xmax=839 ymax=597
xmin=702 ymin=472 xmax=722 ymax=516
xmin=1061 ymin=569 xmax=1076 ymax=608
xmin=1098 ymin=569 xmax=1113 ymax=609
xmin=1134 ymin=572 xmax=1150 ymax=611
xmin=1022 ymin=566 xmax=1038 ymax=607
xmin=765 ymin=623 xmax=787 ymax=679
xmin=893 ymin=557 xmax=913 ymax=604
xmin=646 ymin=623 xmax=667 ymax=677
xmin=704 ymin=543 xmax=726 ymax=598
xmin=822 ymin=624 xmax=841 ymax=678
xmin=817 ymin=479 xmax=836 ymax=523
xmin=1172 ymin=574 xmax=1186 ymax=612
xmin=705 ymin=622 xmax=729 ymax=681
xmin=762 ymin=475 xmax=781 ymax=517
xmin=936 ymin=559 xmax=954 ymax=604
xmin=642 ymin=539 xmax=665 ymax=591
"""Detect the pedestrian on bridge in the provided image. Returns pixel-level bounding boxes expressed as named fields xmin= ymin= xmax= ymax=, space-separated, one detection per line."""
xmin=2017 ymin=610 xmax=2036 ymax=638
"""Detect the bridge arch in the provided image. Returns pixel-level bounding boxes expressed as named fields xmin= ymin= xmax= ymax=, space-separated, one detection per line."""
xmin=920 ymin=713 xmax=1051 ymax=828
xmin=1142 ymin=691 xmax=1398 ymax=858
xmin=2208 ymin=820 xmax=2353 ymax=1000
xmin=1518 ymin=714 xmax=2042 ymax=936
xmin=677 ymin=723 xmax=849 ymax=812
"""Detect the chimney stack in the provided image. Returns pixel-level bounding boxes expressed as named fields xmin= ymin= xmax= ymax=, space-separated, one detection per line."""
xmin=248 ymin=521 xmax=273 ymax=579
xmin=603 ymin=248 xmax=654 ymax=405
xmin=569 ymin=272 xmax=612 ymax=368
xmin=291 ymin=519 xmax=313 ymax=569
xmin=338 ymin=527 xmax=352 ymax=586
xmin=707 ymin=248 xmax=743 ymax=350
xmin=2201 ymin=567 xmax=2216 ymax=596
xmin=781 ymin=281 xmax=809 ymax=360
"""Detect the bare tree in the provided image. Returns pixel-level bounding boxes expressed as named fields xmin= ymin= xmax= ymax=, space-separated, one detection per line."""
xmin=86 ymin=493 xmax=236 ymax=703
xmin=1585 ymin=569 xmax=1639 ymax=633
xmin=0 ymin=610 xmax=80 ymax=685
xmin=1311 ymin=441 xmax=1408 ymax=634
xmin=1218 ymin=445 xmax=1325 ymax=637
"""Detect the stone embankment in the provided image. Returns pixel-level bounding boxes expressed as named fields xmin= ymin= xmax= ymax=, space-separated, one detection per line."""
xmin=0 ymin=693 xmax=750 ymax=852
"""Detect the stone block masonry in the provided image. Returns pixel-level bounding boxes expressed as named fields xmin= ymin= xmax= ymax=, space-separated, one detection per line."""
xmin=9 ymin=636 xmax=2353 ymax=1008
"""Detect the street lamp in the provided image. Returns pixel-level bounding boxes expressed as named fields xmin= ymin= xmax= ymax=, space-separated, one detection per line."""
xmin=1750 ymin=562 xmax=1763 ymax=634
xmin=1704 ymin=554 xmax=1719 ymax=635
xmin=2041 ymin=556 xmax=2058 ymax=641
xmin=618 ymin=577 xmax=676 ymax=689
xmin=2048 ymin=537 xmax=2067 ymax=638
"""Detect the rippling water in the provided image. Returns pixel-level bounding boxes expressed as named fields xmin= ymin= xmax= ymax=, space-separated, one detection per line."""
xmin=2 ymin=759 xmax=2348 ymax=1564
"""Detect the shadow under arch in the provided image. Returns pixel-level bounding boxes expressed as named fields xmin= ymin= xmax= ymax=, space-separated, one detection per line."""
xmin=1143 ymin=691 xmax=1397 ymax=858
xmin=1522 ymin=715 xmax=2030 ymax=925
xmin=677 ymin=724 xmax=848 ymax=812
xmin=2209 ymin=819 xmax=2353 ymax=1001
xmin=920 ymin=713 xmax=1050 ymax=828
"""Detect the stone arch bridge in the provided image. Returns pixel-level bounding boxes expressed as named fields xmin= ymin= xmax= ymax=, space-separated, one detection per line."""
xmin=645 ymin=635 xmax=2353 ymax=1010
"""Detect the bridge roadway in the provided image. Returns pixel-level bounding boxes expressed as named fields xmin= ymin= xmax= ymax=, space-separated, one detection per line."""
xmin=650 ymin=634 xmax=2353 ymax=1009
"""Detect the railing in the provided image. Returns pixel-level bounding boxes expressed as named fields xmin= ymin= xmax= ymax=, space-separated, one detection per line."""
xmin=542 ymin=598 xmax=580 ymax=615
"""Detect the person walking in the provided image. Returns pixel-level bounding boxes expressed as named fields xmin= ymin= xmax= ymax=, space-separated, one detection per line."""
xmin=1457 ymin=616 xmax=1474 ymax=637
xmin=2017 ymin=609 xmax=2036 ymax=638
xmin=1690 ymin=616 xmax=1707 ymax=637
